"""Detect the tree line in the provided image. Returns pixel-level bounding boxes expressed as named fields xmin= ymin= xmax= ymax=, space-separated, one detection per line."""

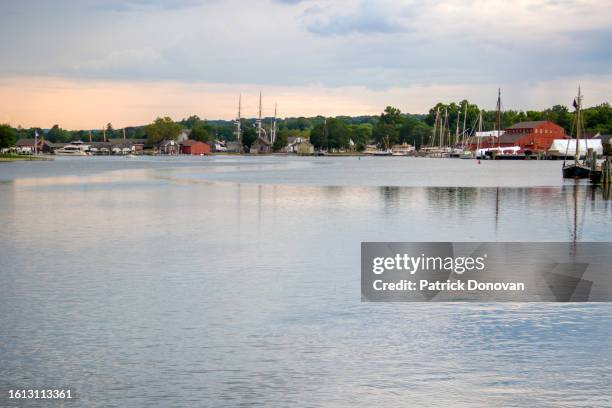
xmin=1 ymin=101 xmax=610 ymax=150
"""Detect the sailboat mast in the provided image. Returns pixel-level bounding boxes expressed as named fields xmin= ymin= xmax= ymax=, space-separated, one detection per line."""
xmin=575 ymin=86 xmax=582 ymax=163
xmin=476 ymin=110 xmax=483 ymax=155
xmin=272 ymin=102 xmax=277 ymax=145
xmin=497 ymin=88 xmax=502 ymax=148
xmin=235 ymin=94 xmax=242 ymax=152
xmin=441 ymin=108 xmax=448 ymax=150
xmin=461 ymin=102 xmax=467 ymax=149
xmin=455 ymin=110 xmax=460 ymax=147
xmin=257 ymin=91 xmax=263 ymax=141
xmin=324 ymin=118 xmax=328 ymax=152
xmin=431 ymin=107 xmax=439 ymax=147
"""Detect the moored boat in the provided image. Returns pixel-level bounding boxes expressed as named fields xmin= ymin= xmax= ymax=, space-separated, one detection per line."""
xmin=55 ymin=141 xmax=88 ymax=156
xmin=562 ymin=87 xmax=591 ymax=179
xmin=563 ymin=162 xmax=591 ymax=179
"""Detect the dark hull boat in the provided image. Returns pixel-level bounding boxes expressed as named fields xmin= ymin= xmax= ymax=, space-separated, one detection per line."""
xmin=562 ymin=163 xmax=591 ymax=179
xmin=562 ymin=87 xmax=591 ymax=180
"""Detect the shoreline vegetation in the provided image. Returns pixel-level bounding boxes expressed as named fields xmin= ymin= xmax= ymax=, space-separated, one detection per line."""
xmin=0 ymin=153 xmax=53 ymax=162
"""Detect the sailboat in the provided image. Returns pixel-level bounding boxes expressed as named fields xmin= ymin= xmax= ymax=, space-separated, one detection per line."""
xmin=461 ymin=110 xmax=484 ymax=159
xmin=562 ymin=87 xmax=592 ymax=179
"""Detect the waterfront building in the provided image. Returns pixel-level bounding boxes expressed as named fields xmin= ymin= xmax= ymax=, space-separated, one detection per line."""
xmin=106 ymin=139 xmax=145 ymax=154
xmin=45 ymin=142 xmax=69 ymax=153
xmin=296 ymin=140 xmax=315 ymax=155
xmin=284 ymin=136 xmax=308 ymax=153
xmin=250 ymin=136 xmax=271 ymax=154
xmin=210 ymin=139 xmax=228 ymax=152
xmin=108 ymin=138 xmax=146 ymax=153
xmin=15 ymin=138 xmax=47 ymax=153
xmin=180 ymin=140 xmax=211 ymax=155
xmin=499 ymin=121 xmax=566 ymax=153
xmin=465 ymin=121 xmax=567 ymax=154
xmin=225 ymin=141 xmax=242 ymax=153
xmin=157 ymin=140 xmax=180 ymax=155
xmin=176 ymin=129 xmax=191 ymax=142
xmin=594 ymin=134 xmax=612 ymax=155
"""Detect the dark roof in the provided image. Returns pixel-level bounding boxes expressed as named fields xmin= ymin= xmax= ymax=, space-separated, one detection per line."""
xmin=506 ymin=121 xmax=549 ymax=129
xmin=180 ymin=139 xmax=208 ymax=146
xmin=46 ymin=142 xmax=68 ymax=148
xmin=88 ymin=142 xmax=112 ymax=148
xmin=108 ymin=138 xmax=146 ymax=145
xmin=15 ymin=138 xmax=37 ymax=146
xmin=252 ymin=136 xmax=271 ymax=146
xmin=499 ymin=133 xmax=530 ymax=143
xmin=158 ymin=140 xmax=178 ymax=147
xmin=595 ymin=134 xmax=612 ymax=143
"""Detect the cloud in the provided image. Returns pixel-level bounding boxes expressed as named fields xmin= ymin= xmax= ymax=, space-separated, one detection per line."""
xmin=305 ymin=1 xmax=412 ymax=35
xmin=87 ymin=0 xmax=206 ymax=12
xmin=274 ymin=0 xmax=305 ymax=4
xmin=0 ymin=0 xmax=610 ymax=103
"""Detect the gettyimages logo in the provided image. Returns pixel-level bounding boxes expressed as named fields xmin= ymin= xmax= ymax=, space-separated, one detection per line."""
xmin=361 ymin=242 xmax=612 ymax=302
xmin=372 ymin=253 xmax=487 ymax=275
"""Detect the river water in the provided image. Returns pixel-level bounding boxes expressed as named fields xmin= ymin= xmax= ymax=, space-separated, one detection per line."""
xmin=1 ymin=156 xmax=611 ymax=407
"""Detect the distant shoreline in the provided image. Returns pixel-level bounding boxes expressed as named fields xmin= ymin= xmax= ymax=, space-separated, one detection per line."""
xmin=0 ymin=154 xmax=54 ymax=162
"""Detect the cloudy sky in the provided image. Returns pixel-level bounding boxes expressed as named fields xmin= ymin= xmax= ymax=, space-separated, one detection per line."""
xmin=0 ymin=0 xmax=610 ymax=129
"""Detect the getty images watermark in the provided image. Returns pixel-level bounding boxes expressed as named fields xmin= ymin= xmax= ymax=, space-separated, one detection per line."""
xmin=361 ymin=242 xmax=612 ymax=302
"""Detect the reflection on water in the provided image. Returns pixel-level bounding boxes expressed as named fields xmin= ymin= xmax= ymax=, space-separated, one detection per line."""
xmin=0 ymin=157 xmax=611 ymax=407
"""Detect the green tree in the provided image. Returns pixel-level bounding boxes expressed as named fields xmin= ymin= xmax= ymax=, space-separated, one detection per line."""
xmin=216 ymin=124 xmax=236 ymax=141
xmin=272 ymin=131 xmax=288 ymax=152
xmin=310 ymin=118 xmax=350 ymax=150
xmin=181 ymin=115 xmax=202 ymax=129
xmin=0 ymin=124 xmax=16 ymax=148
xmin=349 ymin=123 xmax=373 ymax=146
xmin=373 ymin=107 xmax=403 ymax=149
xmin=241 ymin=127 xmax=257 ymax=149
xmin=144 ymin=117 xmax=183 ymax=144
xmin=583 ymin=103 xmax=612 ymax=134
xmin=310 ymin=123 xmax=326 ymax=149
xmin=376 ymin=106 xmax=407 ymax=148
xmin=191 ymin=122 xmax=213 ymax=142
xmin=47 ymin=124 xmax=70 ymax=143
xmin=326 ymin=118 xmax=350 ymax=149
xmin=106 ymin=122 xmax=115 ymax=138
xmin=400 ymin=117 xmax=432 ymax=147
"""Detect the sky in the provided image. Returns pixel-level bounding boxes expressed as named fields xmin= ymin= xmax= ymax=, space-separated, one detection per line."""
xmin=0 ymin=0 xmax=611 ymax=129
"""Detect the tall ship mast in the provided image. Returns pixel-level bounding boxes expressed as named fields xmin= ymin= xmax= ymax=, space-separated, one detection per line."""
xmin=496 ymin=88 xmax=502 ymax=148
xmin=271 ymin=102 xmax=277 ymax=145
xmin=235 ymin=94 xmax=242 ymax=153
xmin=562 ymin=86 xmax=591 ymax=179
xmin=256 ymin=91 xmax=263 ymax=141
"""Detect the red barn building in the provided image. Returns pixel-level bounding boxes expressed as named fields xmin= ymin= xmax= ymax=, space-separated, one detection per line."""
xmin=180 ymin=140 xmax=210 ymax=155
xmin=499 ymin=121 xmax=566 ymax=153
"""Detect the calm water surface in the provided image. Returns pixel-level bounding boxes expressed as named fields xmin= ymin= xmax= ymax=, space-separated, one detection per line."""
xmin=1 ymin=156 xmax=611 ymax=407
